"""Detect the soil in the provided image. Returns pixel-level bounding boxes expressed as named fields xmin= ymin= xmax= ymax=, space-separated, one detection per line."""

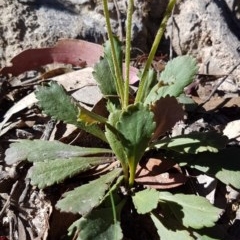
xmin=1 ymin=1 xmax=240 ymax=240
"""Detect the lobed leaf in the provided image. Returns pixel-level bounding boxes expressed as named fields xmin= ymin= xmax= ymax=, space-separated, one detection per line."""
xmin=68 ymin=205 xmax=123 ymax=240
xmin=56 ymin=168 xmax=121 ymax=215
xmin=106 ymin=103 xmax=156 ymax=184
xmin=93 ymin=55 xmax=118 ymax=96
xmin=36 ymin=82 xmax=106 ymax=141
xmin=139 ymin=68 xmax=157 ymax=102
xmin=189 ymin=147 xmax=240 ymax=189
xmin=104 ymin=37 xmax=123 ymax=82
xmin=36 ymin=82 xmax=78 ymax=124
xmin=132 ymin=188 xmax=159 ymax=214
xmin=152 ymin=132 xmax=228 ymax=154
xmin=150 ymin=213 xmax=194 ymax=240
xmin=5 ymin=140 xmax=112 ymax=165
xmin=28 ymin=157 xmax=112 ymax=188
xmin=159 ymin=192 xmax=222 ymax=229
xmin=116 ymin=103 xmax=156 ymax=166
xmin=160 ymin=55 xmax=198 ymax=85
xmin=145 ymin=56 xmax=198 ymax=104
xmin=93 ymin=38 xmax=122 ymax=101
xmin=105 ymin=110 xmax=129 ymax=175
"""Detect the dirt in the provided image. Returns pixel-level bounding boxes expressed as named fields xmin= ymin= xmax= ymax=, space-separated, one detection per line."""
xmin=1 ymin=1 xmax=240 ymax=240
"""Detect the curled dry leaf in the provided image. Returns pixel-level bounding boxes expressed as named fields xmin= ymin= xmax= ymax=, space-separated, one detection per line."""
xmin=135 ymin=158 xmax=188 ymax=189
xmin=223 ymin=119 xmax=240 ymax=141
xmin=0 ymin=38 xmax=139 ymax=84
xmin=151 ymin=96 xmax=185 ymax=141
xmin=0 ymin=39 xmax=104 ymax=77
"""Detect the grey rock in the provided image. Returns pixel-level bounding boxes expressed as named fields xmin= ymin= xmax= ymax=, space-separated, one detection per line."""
xmin=165 ymin=0 xmax=240 ymax=83
xmin=1 ymin=0 xmax=240 ymax=88
xmin=0 ymin=0 xmax=159 ymax=68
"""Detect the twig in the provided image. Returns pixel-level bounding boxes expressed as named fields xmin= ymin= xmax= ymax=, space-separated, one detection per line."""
xmin=0 ymin=181 xmax=19 ymax=218
xmin=113 ymin=0 xmax=123 ymax=41
xmin=40 ymin=119 xmax=56 ymax=140
xmin=169 ymin=6 xmax=175 ymax=60
xmin=200 ymin=62 xmax=240 ymax=107
xmin=18 ymin=178 xmax=31 ymax=206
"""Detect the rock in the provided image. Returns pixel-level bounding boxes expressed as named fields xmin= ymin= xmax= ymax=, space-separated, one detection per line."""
xmin=1 ymin=0 xmax=240 ymax=88
xmin=0 ymin=0 xmax=166 ymax=68
xmin=165 ymin=0 xmax=240 ymax=83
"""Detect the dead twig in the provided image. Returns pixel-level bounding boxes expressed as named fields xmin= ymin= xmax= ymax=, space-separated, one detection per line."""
xmin=0 ymin=181 xmax=19 ymax=218
xmin=113 ymin=0 xmax=123 ymax=41
xmin=200 ymin=62 xmax=240 ymax=107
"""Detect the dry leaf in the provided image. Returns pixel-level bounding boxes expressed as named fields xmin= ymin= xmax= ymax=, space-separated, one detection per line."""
xmin=223 ymin=119 xmax=240 ymax=141
xmin=135 ymin=158 xmax=188 ymax=189
xmin=0 ymin=68 xmax=97 ymax=136
xmin=0 ymin=39 xmax=104 ymax=77
xmin=0 ymin=92 xmax=37 ymax=135
xmin=151 ymin=96 xmax=184 ymax=141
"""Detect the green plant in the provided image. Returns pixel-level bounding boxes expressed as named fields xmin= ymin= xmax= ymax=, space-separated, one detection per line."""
xmin=5 ymin=0 xmax=240 ymax=239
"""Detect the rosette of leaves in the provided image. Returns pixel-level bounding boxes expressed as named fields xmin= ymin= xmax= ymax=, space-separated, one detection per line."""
xmin=5 ymin=0 xmax=240 ymax=239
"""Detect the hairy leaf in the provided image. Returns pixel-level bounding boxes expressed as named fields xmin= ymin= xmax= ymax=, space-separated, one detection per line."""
xmin=5 ymin=140 xmax=112 ymax=165
xmin=36 ymin=82 xmax=78 ymax=123
xmin=159 ymin=192 xmax=222 ymax=229
xmin=105 ymin=110 xmax=129 ymax=175
xmin=68 ymin=205 xmax=123 ymax=240
xmin=160 ymin=55 xmax=198 ymax=85
xmin=93 ymin=56 xmax=118 ymax=96
xmin=36 ymin=82 xmax=106 ymax=141
xmin=93 ymin=38 xmax=122 ymax=99
xmin=150 ymin=213 xmax=193 ymax=240
xmin=132 ymin=188 xmax=159 ymax=214
xmin=152 ymin=132 xmax=228 ymax=154
xmin=56 ymin=168 xmax=121 ymax=215
xmin=116 ymin=103 xmax=156 ymax=168
xmin=145 ymin=56 xmax=198 ymax=104
xmin=28 ymin=157 xmax=112 ymax=188
xmin=104 ymin=37 xmax=123 ymax=82
xmin=139 ymin=69 xmax=157 ymax=102
xmin=190 ymin=147 xmax=240 ymax=189
xmin=193 ymin=230 xmax=226 ymax=240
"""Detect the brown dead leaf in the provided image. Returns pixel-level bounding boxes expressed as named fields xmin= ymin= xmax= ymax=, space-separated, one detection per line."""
xmin=52 ymin=67 xmax=96 ymax=91
xmin=0 ymin=68 xmax=97 ymax=135
xmin=0 ymin=92 xmax=37 ymax=134
xmin=128 ymin=65 xmax=139 ymax=84
xmin=192 ymin=96 xmax=240 ymax=111
xmin=151 ymin=96 xmax=184 ymax=141
xmin=223 ymin=119 xmax=240 ymax=141
xmin=40 ymin=67 xmax=73 ymax=80
xmin=0 ymin=39 xmax=104 ymax=77
xmin=135 ymin=157 xmax=188 ymax=189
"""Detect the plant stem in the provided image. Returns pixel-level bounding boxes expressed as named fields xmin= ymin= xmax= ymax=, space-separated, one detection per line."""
xmin=124 ymin=0 xmax=134 ymax=108
xmin=135 ymin=0 xmax=176 ymax=103
xmin=78 ymin=106 xmax=108 ymax=124
xmin=110 ymin=191 xmax=117 ymax=223
xmin=103 ymin=0 xmax=125 ymax=106
xmin=128 ymin=159 xmax=136 ymax=188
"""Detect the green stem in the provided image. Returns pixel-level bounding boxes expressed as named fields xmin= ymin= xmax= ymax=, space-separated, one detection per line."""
xmin=103 ymin=0 xmax=125 ymax=106
xmin=128 ymin=159 xmax=136 ymax=188
xmin=124 ymin=0 xmax=134 ymax=108
xmin=78 ymin=106 xmax=108 ymax=124
xmin=135 ymin=0 xmax=176 ymax=103
xmin=110 ymin=191 xmax=117 ymax=224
